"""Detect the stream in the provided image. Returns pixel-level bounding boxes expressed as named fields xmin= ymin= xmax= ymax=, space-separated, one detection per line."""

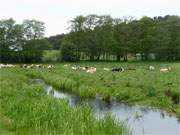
xmin=32 ymin=79 xmax=180 ymax=135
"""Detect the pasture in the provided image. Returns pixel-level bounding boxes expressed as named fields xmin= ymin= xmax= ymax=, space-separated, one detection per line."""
xmin=0 ymin=62 xmax=180 ymax=134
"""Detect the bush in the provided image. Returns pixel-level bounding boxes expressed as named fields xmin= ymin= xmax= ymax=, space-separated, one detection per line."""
xmin=0 ymin=39 xmax=52 ymax=63
xmin=60 ymin=41 xmax=80 ymax=62
xmin=42 ymin=50 xmax=60 ymax=62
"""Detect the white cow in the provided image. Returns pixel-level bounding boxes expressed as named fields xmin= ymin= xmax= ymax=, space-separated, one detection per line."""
xmin=47 ymin=65 xmax=54 ymax=69
xmin=160 ymin=67 xmax=171 ymax=72
xmin=71 ymin=66 xmax=78 ymax=70
xmin=86 ymin=67 xmax=96 ymax=74
xmin=63 ymin=64 xmax=70 ymax=67
xmin=149 ymin=65 xmax=155 ymax=70
xmin=0 ymin=64 xmax=15 ymax=68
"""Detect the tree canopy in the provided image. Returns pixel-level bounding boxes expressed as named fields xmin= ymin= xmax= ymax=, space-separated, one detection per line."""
xmin=0 ymin=18 xmax=52 ymax=63
xmin=61 ymin=15 xmax=180 ymax=61
xmin=1 ymin=15 xmax=180 ymax=63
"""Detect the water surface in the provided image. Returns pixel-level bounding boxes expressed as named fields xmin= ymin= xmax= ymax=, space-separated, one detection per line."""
xmin=32 ymin=79 xmax=180 ymax=135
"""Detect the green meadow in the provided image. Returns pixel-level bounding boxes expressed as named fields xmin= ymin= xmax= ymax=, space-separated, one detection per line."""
xmin=23 ymin=62 xmax=180 ymax=115
xmin=0 ymin=62 xmax=180 ymax=134
xmin=0 ymin=67 xmax=129 ymax=135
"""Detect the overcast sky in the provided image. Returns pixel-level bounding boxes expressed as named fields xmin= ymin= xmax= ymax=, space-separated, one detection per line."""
xmin=0 ymin=0 xmax=180 ymax=36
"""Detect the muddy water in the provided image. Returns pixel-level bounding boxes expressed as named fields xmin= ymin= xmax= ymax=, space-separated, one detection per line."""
xmin=32 ymin=79 xmax=180 ymax=135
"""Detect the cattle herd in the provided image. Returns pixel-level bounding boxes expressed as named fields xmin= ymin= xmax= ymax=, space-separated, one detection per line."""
xmin=64 ymin=64 xmax=97 ymax=74
xmin=0 ymin=64 xmax=172 ymax=73
xmin=149 ymin=65 xmax=172 ymax=72
xmin=65 ymin=64 xmax=172 ymax=74
xmin=0 ymin=64 xmax=54 ymax=69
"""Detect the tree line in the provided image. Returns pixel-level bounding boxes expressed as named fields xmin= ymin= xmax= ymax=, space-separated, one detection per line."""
xmin=0 ymin=19 xmax=51 ymax=63
xmin=0 ymin=15 xmax=180 ymax=63
xmin=61 ymin=15 xmax=180 ymax=61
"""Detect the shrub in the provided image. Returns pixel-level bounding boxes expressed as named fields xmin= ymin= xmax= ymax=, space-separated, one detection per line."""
xmin=60 ymin=41 xmax=80 ymax=62
xmin=42 ymin=50 xmax=60 ymax=62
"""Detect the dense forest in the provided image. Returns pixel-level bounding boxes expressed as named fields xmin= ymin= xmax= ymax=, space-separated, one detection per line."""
xmin=0 ymin=15 xmax=180 ymax=63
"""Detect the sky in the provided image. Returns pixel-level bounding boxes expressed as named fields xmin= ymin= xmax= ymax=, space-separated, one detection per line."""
xmin=0 ymin=0 xmax=180 ymax=37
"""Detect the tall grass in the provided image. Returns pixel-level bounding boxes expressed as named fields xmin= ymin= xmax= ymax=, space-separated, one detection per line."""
xmin=0 ymin=70 xmax=129 ymax=135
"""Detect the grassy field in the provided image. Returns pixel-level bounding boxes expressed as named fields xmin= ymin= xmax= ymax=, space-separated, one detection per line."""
xmin=0 ymin=62 xmax=180 ymax=134
xmin=21 ymin=62 xmax=180 ymax=114
xmin=0 ymin=69 xmax=129 ymax=135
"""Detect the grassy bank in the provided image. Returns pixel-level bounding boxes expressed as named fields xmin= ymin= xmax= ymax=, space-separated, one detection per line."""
xmin=0 ymin=61 xmax=180 ymax=134
xmin=0 ymin=70 xmax=129 ymax=135
xmin=17 ymin=62 xmax=180 ymax=116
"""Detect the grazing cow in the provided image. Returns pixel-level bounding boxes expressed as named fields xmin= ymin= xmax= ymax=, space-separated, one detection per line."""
xmin=149 ymin=65 xmax=155 ymax=71
xmin=7 ymin=64 xmax=14 ymax=67
xmin=47 ymin=65 xmax=54 ymax=69
xmin=29 ymin=64 xmax=35 ymax=68
xmin=71 ymin=66 xmax=78 ymax=70
xmin=0 ymin=64 xmax=15 ymax=68
xmin=111 ymin=67 xmax=124 ymax=72
xmin=22 ymin=64 xmax=27 ymax=68
xmin=0 ymin=64 xmax=4 ymax=69
xmin=36 ymin=64 xmax=42 ymax=68
xmin=26 ymin=65 xmax=31 ymax=69
xmin=86 ymin=67 xmax=96 ymax=74
xmin=160 ymin=67 xmax=171 ymax=72
xmin=81 ymin=67 xmax=86 ymax=70
xmin=0 ymin=64 xmax=4 ymax=68
xmin=63 ymin=64 xmax=70 ymax=67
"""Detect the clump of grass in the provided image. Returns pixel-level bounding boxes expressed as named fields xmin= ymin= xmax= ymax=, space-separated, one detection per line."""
xmin=165 ymin=89 xmax=180 ymax=104
xmin=115 ymin=90 xmax=130 ymax=102
xmin=147 ymin=86 xmax=156 ymax=97
xmin=171 ymin=92 xmax=180 ymax=105
xmin=78 ymin=85 xmax=96 ymax=98
xmin=102 ymin=95 xmax=111 ymax=103
xmin=125 ymin=82 xmax=131 ymax=87
xmin=112 ymin=73 xmax=116 ymax=81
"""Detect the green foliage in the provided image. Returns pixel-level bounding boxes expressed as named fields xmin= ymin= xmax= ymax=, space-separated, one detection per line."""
xmin=147 ymin=86 xmax=156 ymax=97
xmin=1 ymin=15 xmax=180 ymax=63
xmin=0 ymin=18 xmax=51 ymax=63
xmin=61 ymin=40 xmax=80 ymax=62
xmin=165 ymin=89 xmax=180 ymax=104
xmin=62 ymin=15 xmax=180 ymax=61
xmin=22 ymin=19 xmax=45 ymax=40
xmin=48 ymin=34 xmax=65 ymax=50
xmin=24 ymin=39 xmax=52 ymax=50
xmin=42 ymin=50 xmax=60 ymax=62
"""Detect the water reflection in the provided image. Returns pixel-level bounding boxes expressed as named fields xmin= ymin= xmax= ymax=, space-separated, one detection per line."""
xmin=32 ymin=79 xmax=180 ymax=135
xmin=178 ymin=117 xmax=180 ymax=123
xmin=160 ymin=112 xmax=165 ymax=119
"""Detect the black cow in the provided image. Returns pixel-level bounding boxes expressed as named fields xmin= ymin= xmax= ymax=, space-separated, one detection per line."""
xmin=111 ymin=67 xmax=124 ymax=72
